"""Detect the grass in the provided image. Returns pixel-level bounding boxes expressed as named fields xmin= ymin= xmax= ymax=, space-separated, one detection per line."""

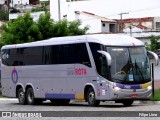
xmin=150 ymin=90 xmax=160 ymax=101
xmin=0 ymin=95 xmax=6 ymax=98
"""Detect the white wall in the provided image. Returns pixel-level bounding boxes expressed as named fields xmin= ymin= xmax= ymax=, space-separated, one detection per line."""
xmin=101 ymin=22 xmax=110 ymax=33
xmin=10 ymin=0 xmax=29 ymax=7
xmin=78 ymin=13 xmax=101 ymax=33
xmin=9 ymin=11 xmax=45 ymax=21
xmin=50 ymin=0 xmax=92 ymax=21
xmin=154 ymin=17 xmax=160 ymax=30
xmin=0 ymin=0 xmax=4 ymax=4
xmin=50 ymin=0 xmax=102 ymax=33
xmin=50 ymin=0 xmax=68 ymax=21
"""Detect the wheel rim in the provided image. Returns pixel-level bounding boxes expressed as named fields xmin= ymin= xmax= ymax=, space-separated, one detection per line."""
xmin=88 ymin=92 xmax=95 ymax=103
xmin=19 ymin=91 xmax=25 ymax=103
xmin=28 ymin=90 xmax=34 ymax=103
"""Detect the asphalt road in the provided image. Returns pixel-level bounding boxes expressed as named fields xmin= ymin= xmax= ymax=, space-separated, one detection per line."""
xmin=0 ymin=98 xmax=160 ymax=120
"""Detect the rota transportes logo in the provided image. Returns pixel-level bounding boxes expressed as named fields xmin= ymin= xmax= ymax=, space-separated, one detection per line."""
xmin=11 ymin=67 xmax=18 ymax=84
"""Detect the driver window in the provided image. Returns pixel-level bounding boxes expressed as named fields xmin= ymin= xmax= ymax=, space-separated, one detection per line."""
xmin=89 ymin=43 xmax=108 ymax=79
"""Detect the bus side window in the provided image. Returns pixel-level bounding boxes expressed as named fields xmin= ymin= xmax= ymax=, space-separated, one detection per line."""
xmin=75 ymin=43 xmax=91 ymax=67
xmin=43 ymin=45 xmax=59 ymax=65
xmin=59 ymin=44 xmax=76 ymax=64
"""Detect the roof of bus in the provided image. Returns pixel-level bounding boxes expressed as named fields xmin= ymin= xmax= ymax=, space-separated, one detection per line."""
xmin=1 ymin=34 xmax=144 ymax=49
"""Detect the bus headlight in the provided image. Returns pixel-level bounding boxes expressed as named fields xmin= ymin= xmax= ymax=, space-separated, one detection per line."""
xmin=114 ymin=86 xmax=121 ymax=91
xmin=147 ymin=86 xmax=152 ymax=90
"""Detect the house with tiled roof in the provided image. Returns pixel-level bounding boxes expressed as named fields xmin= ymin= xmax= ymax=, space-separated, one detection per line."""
xmin=74 ymin=11 xmax=117 ymax=33
xmin=116 ymin=17 xmax=160 ymax=32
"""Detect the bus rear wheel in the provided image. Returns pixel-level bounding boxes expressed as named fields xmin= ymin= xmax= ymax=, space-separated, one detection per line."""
xmin=87 ymin=88 xmax=100 ymax=107
xmin=26 ymin=88 xmax=36 ymax=105
xmin=17 ymin=88 xmax=26 ymax=105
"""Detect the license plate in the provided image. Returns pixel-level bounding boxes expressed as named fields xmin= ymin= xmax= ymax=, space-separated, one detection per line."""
xmin=131 ymin=94 xmax=138 ymax=98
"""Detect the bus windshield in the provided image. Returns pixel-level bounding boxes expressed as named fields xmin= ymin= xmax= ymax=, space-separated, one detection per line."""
xmin=107 ymin=47 xmax=150 ymax=84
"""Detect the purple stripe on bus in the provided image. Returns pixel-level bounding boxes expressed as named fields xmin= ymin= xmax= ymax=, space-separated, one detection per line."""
xmin=45 ymin=93 xmax=75 ymax=99
xmin=115 ymin=83 xmax=141 ymax=89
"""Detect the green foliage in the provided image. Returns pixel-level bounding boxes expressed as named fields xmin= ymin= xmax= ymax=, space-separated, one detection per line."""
xmin=0 ymin=9 xmax=9 ymax=20
xmin=145 ymin=35 xmax=160 ymax=51
xmin=145 ymin=42 xmax=151 ymax=51
xmin=52 ymin=20 xmax=89 ymax=37
xmin=0 ymin=12 xmax=89 ymax=47
xmin=150 ymin=90 xmax=160 ymax=101
xmin=32 ymin=7 xmax=48 ymax=12
xmin=37 ymin=13 xmax=54 ymax=39
xmin=150 ymin=36 xmax=160 ymax=51
xmin=1 ymin=12 xmax=42 ymax=46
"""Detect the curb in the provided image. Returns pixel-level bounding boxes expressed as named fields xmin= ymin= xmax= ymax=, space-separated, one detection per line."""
xmin=134 ymin=100 xmax=160 ymax=104
xmin=0 ymin=98 xmax=17 ymax=100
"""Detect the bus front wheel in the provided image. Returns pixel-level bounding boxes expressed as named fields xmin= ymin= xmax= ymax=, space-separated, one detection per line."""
xmin=87 ymin=87 xmax=100 ymax=107
xmin=17 ymin=88 xmax=26 ymax=105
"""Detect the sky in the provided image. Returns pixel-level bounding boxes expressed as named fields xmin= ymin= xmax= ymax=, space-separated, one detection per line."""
xmin=57 ymin=0 xmax=160 ymax=19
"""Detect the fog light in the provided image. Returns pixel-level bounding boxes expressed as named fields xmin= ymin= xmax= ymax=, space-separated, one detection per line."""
xmin=114 ymin=86 xmax=120 ymax=91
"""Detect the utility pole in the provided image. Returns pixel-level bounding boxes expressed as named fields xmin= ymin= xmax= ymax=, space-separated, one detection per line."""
xmin=119 ymin=12 xmax=129 ymax=33
xmin=58 ymin=0 xmax=61 ymax=21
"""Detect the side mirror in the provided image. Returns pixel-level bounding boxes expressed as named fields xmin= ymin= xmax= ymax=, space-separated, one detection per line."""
xmin=97 ymin=50 xmax=112 ymax=66
xmin=147 ymin=51 xmax=159 ymax=66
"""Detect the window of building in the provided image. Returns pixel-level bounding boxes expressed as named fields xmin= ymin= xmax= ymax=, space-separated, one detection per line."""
xmin=156 ymin=22 xmax=160 ymax=30
xmin=102 ymin=23 xmax=105 ymax=27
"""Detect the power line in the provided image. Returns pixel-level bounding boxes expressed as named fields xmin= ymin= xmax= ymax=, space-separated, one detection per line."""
xmin=105 ymin=6 xmax=160 ymax=18
xmin=128 ymin=6 xmax=160 ymax=13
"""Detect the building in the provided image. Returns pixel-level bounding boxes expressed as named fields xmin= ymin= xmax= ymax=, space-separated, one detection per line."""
xmin=9 ymin=0 xmax=29 ymax=8
xmin=9 ymin=11 xmax=45 ymax=21
xmin=74 ymin=11 xmax=116 ymax=33
xmin=117 ymin=17 xmax=160 ymax=33
xmin=0 ymin=0 xmax=4 ymax=4
xmin=29 ymin=0 xmax=39 ymax=5
xmin=50 ymin=0 xmax=116 ymax=33
xmin=39 ymin=0 xmax=49 ymax=7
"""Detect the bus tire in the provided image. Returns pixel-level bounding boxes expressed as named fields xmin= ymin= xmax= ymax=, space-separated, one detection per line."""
xmin=26 ymin=87 xmax=36 ymax=105
xmin=17 ymin=88 xmax=26 ymax=105
xmin=87 ymin=87 xmax=100 ymax=107
xmin=122 ymin=100 xmax=133 ymax=106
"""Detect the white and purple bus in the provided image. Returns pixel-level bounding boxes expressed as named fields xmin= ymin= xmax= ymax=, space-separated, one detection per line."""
xmin=1 ymin=34 xmax=159 ymax=106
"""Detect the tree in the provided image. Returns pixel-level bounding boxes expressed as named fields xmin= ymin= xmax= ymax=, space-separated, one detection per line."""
xmin=149 ymin=35 xmax=160 ymax=51
xmin=52 ymin=19 xmax=88 ymax=37
xmin=37 ymin=13 xmax=88 ymax=39
xmin=0 ymin=7 xmax=9 ymax=20
xmin=0 ymin=13 xmax=42 ymax=46
xmin=37 ymin=12 xmax=55 ymax=39
xmin=0 ymin=12 xmax=89 ymax=47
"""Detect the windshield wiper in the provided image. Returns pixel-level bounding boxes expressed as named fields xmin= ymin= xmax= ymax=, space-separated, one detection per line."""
xmin=134 ymin=59 xmax=145 ymax=82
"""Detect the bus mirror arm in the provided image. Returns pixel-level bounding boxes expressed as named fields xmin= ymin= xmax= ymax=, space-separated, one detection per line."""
xmin=148 ymin=51 xmax=159 ymax=66
xmin=97 ymin=50 xmax=112 ymax=66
